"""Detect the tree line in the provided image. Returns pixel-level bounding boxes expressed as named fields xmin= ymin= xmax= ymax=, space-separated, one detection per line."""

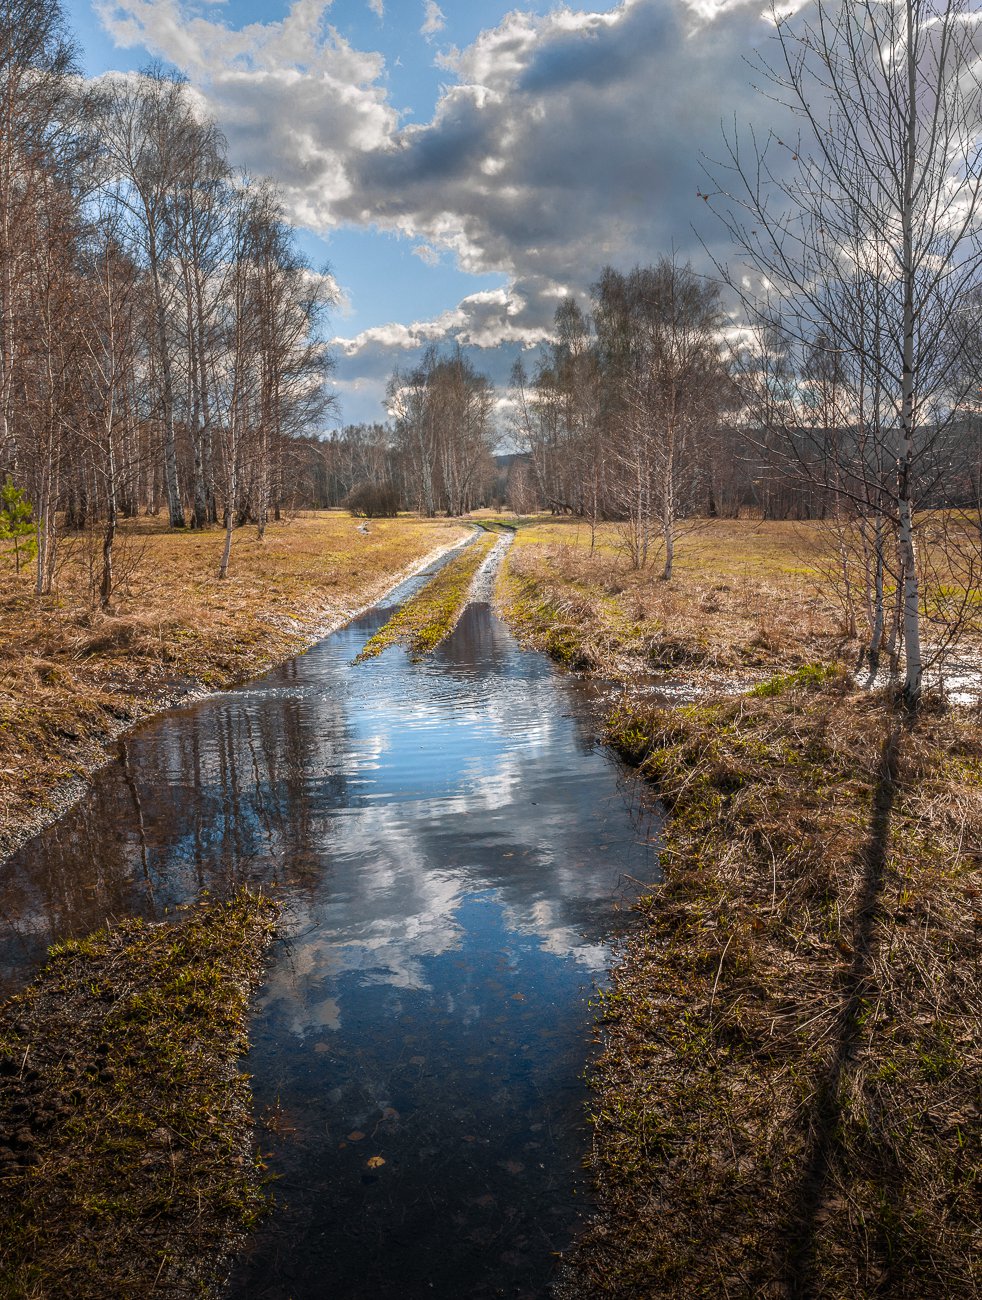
xmin=0 ymin=0 xmax=334 ymax=601
xmin=5 ymin=0 xmax=982 ymax=702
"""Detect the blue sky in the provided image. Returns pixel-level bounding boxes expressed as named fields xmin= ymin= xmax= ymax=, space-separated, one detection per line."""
xmin=64 ymin=0 xmax=775 ymax=424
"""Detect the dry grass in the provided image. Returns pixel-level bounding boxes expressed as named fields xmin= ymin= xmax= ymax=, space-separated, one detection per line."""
xmin=498 ymin=517 xmax=843 ymax=682
xmin=495 ymin=518 xmax=982 ymax=1299
xmin=498 ymin=514 xmax=982 ymax=691
xmin=0 ymin=891 xmax=279 ymax=1298
xmin=0 ymin=512 xmax=466 ymax=856
xmin=569 ymin=681 xmax=982 ymax=1298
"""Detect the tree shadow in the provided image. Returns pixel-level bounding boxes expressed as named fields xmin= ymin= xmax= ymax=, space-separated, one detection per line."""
xmin=781 ymin=710 xmax=910 ymax=1298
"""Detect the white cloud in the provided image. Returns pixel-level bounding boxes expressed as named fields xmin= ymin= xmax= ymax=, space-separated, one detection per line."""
xmin=420 ymin=0 xmax=446 ymax=39
xmin=368 ymin=0 xmax=384 ymax=17
xmin=94 ymin=0 xmax=398 ymax=225
xmin=93 ymin=0 xmax=787 ymax=419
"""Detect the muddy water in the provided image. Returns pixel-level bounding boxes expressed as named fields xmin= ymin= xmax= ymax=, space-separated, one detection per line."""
xmin=0 ymin=567 xmax=658 ymax=1298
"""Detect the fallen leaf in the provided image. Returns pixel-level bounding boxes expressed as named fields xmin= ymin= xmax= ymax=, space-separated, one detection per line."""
xmin=366 ymin=1155 xmax=386 ymax=1169
xmin=347 ymin=1130 xmax=366 ymax=1142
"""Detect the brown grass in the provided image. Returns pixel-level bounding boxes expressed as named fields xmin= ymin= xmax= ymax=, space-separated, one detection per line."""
xmin=0 ymin=512 xmax=466 ymax=855
xmin=499 ymin=517 xmax=844 ymax=682
xmin=568 ymin=681 xmax=982 ymax=1298
xmin=495 ymin=518 xmax=982 ymax=1299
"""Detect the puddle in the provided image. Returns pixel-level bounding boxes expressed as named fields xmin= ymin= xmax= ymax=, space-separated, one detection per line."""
xmin=0 ymin=568 xmax=660 ymax=1298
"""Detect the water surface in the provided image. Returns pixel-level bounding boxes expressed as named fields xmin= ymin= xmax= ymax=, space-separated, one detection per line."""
xmin=0 ymin=570 xmax=659 ymax=1298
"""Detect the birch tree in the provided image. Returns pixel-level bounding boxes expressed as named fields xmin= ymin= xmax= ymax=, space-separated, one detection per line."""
xmin=712 ymin=0 xmax=982 ymax=702
xmin=594 ymin=261 xmax=726 ymax=577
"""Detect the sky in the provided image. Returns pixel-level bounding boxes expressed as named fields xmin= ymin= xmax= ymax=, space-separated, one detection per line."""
xmin=63 ymin=0 xmax=781 ymax=426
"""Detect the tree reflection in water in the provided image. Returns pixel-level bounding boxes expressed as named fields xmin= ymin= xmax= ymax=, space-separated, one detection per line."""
xmin=1 ymin=580 xmax=660 ymax=1299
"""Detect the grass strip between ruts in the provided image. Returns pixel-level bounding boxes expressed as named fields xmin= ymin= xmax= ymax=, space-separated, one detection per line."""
xmin=0 ymin=890 xmax=279 ymax=1299
xmin=355 ymin=531 xmax=497 ymax=662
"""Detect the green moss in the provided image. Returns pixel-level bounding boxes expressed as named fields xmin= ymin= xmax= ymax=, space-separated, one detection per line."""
xmin=0 ymin=891 xmax=278 ymax=1298
xmin=355 ymin=531 xmax=496 ymax=662
xmin=749 ymin=661 xmax=845 ymax=696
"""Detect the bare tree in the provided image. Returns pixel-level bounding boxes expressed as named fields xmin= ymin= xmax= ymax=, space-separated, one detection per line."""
xmin=594 ymin=261 xmax=727 ymax=577
xmin=96 ymin=70 xmax=206 ymax=529
xmin=711 ymin=0 xmax=982 ymax=702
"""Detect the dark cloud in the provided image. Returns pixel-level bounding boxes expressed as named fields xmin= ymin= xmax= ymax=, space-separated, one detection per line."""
xmin=337 ymin=0 xmax=780 ymax=291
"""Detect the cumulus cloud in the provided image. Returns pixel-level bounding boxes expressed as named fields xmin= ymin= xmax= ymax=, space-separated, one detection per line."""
xmin=338 ymin=0 xmax=783 ymax=289
xmin=368 ymin=0 xmax=384 ymax=17
xmin=94 ymin=0 xmax=397 ymax=226
xmin=94 ymin=0 xmax=787 ymax=418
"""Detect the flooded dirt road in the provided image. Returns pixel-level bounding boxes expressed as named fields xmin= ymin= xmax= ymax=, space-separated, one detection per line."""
xmin=0 ymin=563 xmax=658 ymax=1298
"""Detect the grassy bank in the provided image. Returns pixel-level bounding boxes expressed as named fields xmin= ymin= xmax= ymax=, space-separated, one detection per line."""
xmin=498 ymin=517 xmax=842 ymax=681
xmin=0 ymin=512 xmax=466 ymax=856
xmin=496 ymin=520 xmax=982 ymax=1298
xmin=355 ymin=529 xmax=496 ymax=661
xmin=0 ymin=891 xmax=279 ymax=1298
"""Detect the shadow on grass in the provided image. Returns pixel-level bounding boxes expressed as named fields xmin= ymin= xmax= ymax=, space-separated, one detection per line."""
xmin=781 ymin=710 xmax=911 ymax=1298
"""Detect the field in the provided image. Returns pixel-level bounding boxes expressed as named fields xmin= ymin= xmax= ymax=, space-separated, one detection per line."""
xmin=0 ymin=512 xmax=467 ymax=856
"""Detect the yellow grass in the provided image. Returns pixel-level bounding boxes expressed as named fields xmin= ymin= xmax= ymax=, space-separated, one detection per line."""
xmin=499 ymin=514 xmax=982 ymax=683
xmin=498 ymin=516 xmax=840 ymax=681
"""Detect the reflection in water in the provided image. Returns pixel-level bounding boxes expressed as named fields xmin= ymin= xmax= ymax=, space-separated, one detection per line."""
xmin=0 ymin=579 xmax=659 ymax=1298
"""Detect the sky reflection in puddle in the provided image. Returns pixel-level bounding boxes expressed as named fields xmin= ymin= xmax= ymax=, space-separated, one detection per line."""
xmin=1 ymin=583 xmax=659 ymax=1298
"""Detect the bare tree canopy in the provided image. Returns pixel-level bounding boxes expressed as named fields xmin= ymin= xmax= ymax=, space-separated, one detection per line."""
xmin=709 ymin=0 xmax=982 ymax=701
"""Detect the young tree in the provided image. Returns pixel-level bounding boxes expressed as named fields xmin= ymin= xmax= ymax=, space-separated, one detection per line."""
xmin=712 ymin=0 xmax=982 ymax=702
xmin=0 ymin=475 xmax=35 ymax=572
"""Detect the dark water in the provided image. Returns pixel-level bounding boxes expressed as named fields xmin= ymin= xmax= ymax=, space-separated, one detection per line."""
xmin=0 ymin=568 xmax=659 ymax=1298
